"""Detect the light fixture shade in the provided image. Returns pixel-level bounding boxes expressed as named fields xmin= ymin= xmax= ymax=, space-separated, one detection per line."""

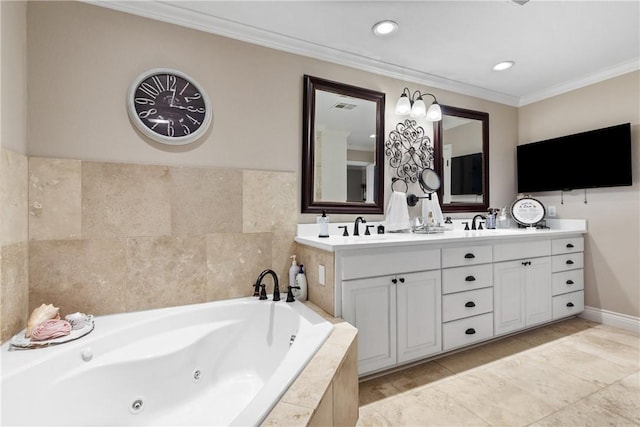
xmin=426 ymin=103 xmax=442 ymax=121
xmin=410 ymin=98 xmax=427 ymax=118
xmin=395 ymin=94 xmax=412 ymax=115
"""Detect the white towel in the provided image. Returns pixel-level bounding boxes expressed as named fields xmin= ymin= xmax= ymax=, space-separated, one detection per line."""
xmin=421 ymin=192 xmax=444 ymax=225
xmin=384 ymin=191 xmax=411 ymax=232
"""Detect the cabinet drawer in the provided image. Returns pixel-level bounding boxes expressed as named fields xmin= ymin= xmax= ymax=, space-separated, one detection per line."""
xmin=552 ymin=269 xmax=584 ymax=296
xmin=442 ymin=264 xmax=493 ymax=294
xmin=342 ymin=247 xmax=440 ymax=280
xmin=552 ymin=237 xmax=584 ymax=255
xmin=552 ymin=253 xmax=584 ymax=272
xmin=442 ymin=287 xmax=493 ymax=322
xmin=442 ymin=312 xmax=493 ymax=351
xmin=552 ymin=290 xmax=584 ymax=319
xmin=442 ymin=245 xmax=492 ymax=268
xmin=493 ymin=239 xmax=550 ymax=262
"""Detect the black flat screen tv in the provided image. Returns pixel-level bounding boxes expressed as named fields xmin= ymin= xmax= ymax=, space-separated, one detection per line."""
xmin=517 ymin=123 xmax=632 ymax=193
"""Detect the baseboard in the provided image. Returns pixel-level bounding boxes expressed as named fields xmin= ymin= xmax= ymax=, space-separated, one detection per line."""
xmin=579 ymin=306 xmax=640 ymax=333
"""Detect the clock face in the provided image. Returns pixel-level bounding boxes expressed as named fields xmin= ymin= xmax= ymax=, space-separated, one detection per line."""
xmin=127 ymin=69 xmax=212 ymax=145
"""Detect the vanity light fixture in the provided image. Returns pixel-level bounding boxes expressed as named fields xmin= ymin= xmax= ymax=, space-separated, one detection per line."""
xmin=492 ymin=60 xmax=515 ymax=71
xmin=372 ymin=20 xmax=398 ymax=36
xmin=394 ymin=88 xmax=442 ymax=121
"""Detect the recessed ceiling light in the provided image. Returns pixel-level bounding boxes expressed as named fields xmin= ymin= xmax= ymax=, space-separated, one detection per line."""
xmin=492 ymin=61 xmax=515 ymax=71
xmin=372 ymin=20 xmax=398 ymax=36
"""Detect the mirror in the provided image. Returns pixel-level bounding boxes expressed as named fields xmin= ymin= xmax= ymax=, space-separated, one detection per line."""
xmin=433 ymin=105 xmax=489 ymax=212
xmin=302 ymin=75 xmax=385 ymax=214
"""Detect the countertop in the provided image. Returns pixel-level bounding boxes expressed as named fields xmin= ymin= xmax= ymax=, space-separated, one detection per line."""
xmin=295 ymin=219 xmax=587 ymax=252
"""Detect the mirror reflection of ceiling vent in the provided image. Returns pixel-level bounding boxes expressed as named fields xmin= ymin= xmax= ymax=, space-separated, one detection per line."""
xmin=332 ymin=102 xmax=357 ymax=110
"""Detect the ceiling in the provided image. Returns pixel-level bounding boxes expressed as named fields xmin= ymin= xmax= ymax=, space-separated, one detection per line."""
xmin=92 ymin=0 xmax=639 ymax=107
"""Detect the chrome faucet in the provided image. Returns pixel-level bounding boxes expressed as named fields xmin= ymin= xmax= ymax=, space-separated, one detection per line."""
xmin=353 ymin=216 xmax=367 ymax=236
xmin=253 ymin=269 xmax=280 ymax=301
xmin=471 ymin=214 xmax=486 ymax=230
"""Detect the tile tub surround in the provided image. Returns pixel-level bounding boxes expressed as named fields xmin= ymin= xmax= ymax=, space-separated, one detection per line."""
xmin=358 ymin=317 xmax=640 ymax=426
xmin=0 ymin=149 xmax=29 ymax=342
xmin=0 ymin=156 xmax=298 ymax=341
xmin=264 ymin=303 xmax=359 ymax=427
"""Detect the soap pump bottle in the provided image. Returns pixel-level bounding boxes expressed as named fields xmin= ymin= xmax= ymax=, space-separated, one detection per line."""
xmin=318 ymin=210 xmax=329 ymax=238
xmin=289 ymin=255 xmax=298 ymax=289
xmin=294 ymin=264 xmax=308 ymax=301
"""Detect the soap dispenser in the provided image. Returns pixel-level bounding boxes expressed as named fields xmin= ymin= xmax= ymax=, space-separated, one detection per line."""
xmin=289 ymin=255 xmax=298 ymax=289
xmin=317 ymin=210 xmax=329 ymax=238
xmin=294 ymin=264 xmax=308 ymax=301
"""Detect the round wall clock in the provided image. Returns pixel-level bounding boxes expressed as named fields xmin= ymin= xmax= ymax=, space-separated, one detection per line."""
xmin=127 ymin=68 xmax=212 ymax=145
xmin=511 ymin=196 xmax=546 ymax=227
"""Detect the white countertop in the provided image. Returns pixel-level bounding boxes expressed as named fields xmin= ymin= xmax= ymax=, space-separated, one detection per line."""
xmin=295 ymin=219 xmax=587 ymax=252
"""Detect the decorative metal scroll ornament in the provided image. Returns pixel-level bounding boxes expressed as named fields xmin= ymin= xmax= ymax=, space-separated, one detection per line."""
xmin=385 ymin=119 xmax=434 ymax=183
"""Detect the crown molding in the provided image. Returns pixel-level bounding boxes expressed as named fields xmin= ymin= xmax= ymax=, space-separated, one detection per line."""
xmin=518 ymin=58 xmax=640 ymax=106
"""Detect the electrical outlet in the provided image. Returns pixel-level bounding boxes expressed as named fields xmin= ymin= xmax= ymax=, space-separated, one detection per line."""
xmin=548 ymin=205 xmax=557 ymax=217
xmin=318 ymin=264 xmax=326 ymax=286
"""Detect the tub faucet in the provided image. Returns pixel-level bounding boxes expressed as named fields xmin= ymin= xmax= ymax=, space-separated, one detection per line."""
xmin=254 ymin=269 xmax=280 ymax=301
xmin=471 ymin=214 xmax=486 ymax=230
xmin=353 ymin=216 xmax=367 ymax=236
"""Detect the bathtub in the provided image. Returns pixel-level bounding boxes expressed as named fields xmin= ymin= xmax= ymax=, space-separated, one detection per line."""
xmin=1 ymin=296 xmax=334 ymax=426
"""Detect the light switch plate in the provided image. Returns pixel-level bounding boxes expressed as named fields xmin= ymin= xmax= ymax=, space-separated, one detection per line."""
xmin=318 ymin=264 xmax=326 ymax=286
xmin=548 ymin=205 xmax=557 ymax=217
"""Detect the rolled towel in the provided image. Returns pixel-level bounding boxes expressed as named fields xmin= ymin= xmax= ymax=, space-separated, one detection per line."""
xmin=421 ymin=192 xmax=444 ymax=225
xmin=385 ymin=191 xmax=411 ymax=232
xmin=30 ymin=319 xmax=72 ymax=341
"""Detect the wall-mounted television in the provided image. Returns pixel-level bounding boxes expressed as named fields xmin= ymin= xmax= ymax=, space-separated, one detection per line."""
xmin=517 ymin=123 xmax=632 ymax=193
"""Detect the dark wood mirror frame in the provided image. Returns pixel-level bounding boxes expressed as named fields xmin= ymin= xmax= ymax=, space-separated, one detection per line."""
xmin=433 ymin=105 xmax=490 ymax=213
xmin=301 ymin=75 xmax=385 ymax=214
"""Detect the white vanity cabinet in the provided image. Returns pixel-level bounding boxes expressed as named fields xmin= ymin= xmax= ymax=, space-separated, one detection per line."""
xmin=493 ymin=240 xmax=553 ymax=335
xmin=340 ymin=247 xmax=441 ymax=375
xmin=551 ymin=237 xmax=585 ymax=319
xmin=441 ymin=245 xmax=494 ymax=350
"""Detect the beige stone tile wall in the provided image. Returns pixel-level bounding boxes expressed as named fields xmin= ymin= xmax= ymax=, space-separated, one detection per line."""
xmin=0 ymin=156 xmax=298 ymax=341
xmin=1 ymin=149 xmax=29 ymax=341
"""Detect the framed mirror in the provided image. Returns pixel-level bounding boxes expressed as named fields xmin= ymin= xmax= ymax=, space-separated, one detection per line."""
xmin=433 ymin=105 xmax=489 ymax=212
xmin=302 ymin=75 xmax=385 ymax=214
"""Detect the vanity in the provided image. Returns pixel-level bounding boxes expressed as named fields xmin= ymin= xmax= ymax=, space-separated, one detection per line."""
xmin=295 ymin=220 xmax=587 ymax=376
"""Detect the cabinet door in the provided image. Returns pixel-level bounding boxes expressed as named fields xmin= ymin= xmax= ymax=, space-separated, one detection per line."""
xmin=397 ymin=270 xmax=442 ymax=364
xmin=342 ymin=276 xmax=396 ymax=375
xmin=525 ymin=257 xmax=552 ymax=326
xmin=494 ymin=260 xmax=526 ymax=335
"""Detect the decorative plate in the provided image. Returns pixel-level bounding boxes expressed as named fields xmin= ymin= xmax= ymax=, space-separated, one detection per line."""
xmin=9 ymin=315 xmax=94 ymax=351
xmin=511 ymin=197 xmax=546 ymax=227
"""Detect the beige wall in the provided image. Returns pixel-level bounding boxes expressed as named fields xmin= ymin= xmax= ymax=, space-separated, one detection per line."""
xmin=0 ymin=1 xmax=29 ymax=341
xmin=519 ymin=71 xmax=640 ymax=317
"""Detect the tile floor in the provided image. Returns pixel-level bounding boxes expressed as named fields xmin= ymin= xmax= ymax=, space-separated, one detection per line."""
xmin=358 ymin=318 xmax=640 ymax=426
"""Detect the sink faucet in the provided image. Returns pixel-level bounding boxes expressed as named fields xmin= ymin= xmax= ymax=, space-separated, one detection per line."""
xmin=353 ymin=216 xmax=367 ymax=236
xmin=253 ymin=269 xmax=280 ymax=301
xmin=471 ymin=214 xmax=486 ymax=230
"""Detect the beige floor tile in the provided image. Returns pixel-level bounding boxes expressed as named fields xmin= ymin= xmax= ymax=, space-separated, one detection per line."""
xmin=479 ymin=335 xmax=538 ymax=358
xmin=568 ymin=332 xmax=640 ymax=369
xmin=530 ymin=397 xmax=637 ymax=427
xmin=358 ymin=387 xmax=489 ymax=427
xmin=578 ymin=324 xmax=640 ymax=349
xmin=514 ymin=324 xmax=570 ymax=347
xmin=484 ymin=352 xmax=602 ymax=409
xmin=523 ymin=340 xmax=638 ymax=386
xmin=433 ymin=369 xmax=557 ymax=426
xmin=582 ymin=371 xmax=640 ymax=424
xmin=433 ymin=346 xmax=498 ymax=373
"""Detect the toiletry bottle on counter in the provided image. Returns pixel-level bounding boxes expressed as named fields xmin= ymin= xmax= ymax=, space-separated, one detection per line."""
xmin=294 ymin=264 xmax=308 ymax=301
xmin=317 ymin=210 xmax=329 ymax=238
xmin=289 ymin=255 xmax=298 ymax=289
xmin=487 ymin=209 xmax=496 ymax=229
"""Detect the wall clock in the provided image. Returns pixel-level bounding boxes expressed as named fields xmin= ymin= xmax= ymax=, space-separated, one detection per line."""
xmin=127 ymin=68 xmax=212 ymax=145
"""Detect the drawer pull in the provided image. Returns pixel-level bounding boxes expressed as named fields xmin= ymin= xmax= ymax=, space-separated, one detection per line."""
xmin=566 ymin=302 xmax=575 ymax=307
xmin=464 ymin=253 xmax=476 ymax=259
xmin=566 ymin=279 xmax=574 ymax=285
xmin=465 ymin=275 xmax=476 ymax=282
xmin=391 ymin=278 xmax=398 ymax=284
xmin=399 ymin=277 xmax=405 ymax=283
xmin=522 ymin=261 xmax=531 ymax=266
xmin=566 ymin=260 xmax=574 ymax=265
xmin=465 ymin=301 xmax=476 ymax=308
xmin=566 ymin=243 xmax=574 ymax=248
xmin=465 ymin=328 xmax=476 ymax=335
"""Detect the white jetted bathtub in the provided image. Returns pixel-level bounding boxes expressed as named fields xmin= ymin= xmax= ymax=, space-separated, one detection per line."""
xmin=1 ymin=297 xmax=333 ymax=426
